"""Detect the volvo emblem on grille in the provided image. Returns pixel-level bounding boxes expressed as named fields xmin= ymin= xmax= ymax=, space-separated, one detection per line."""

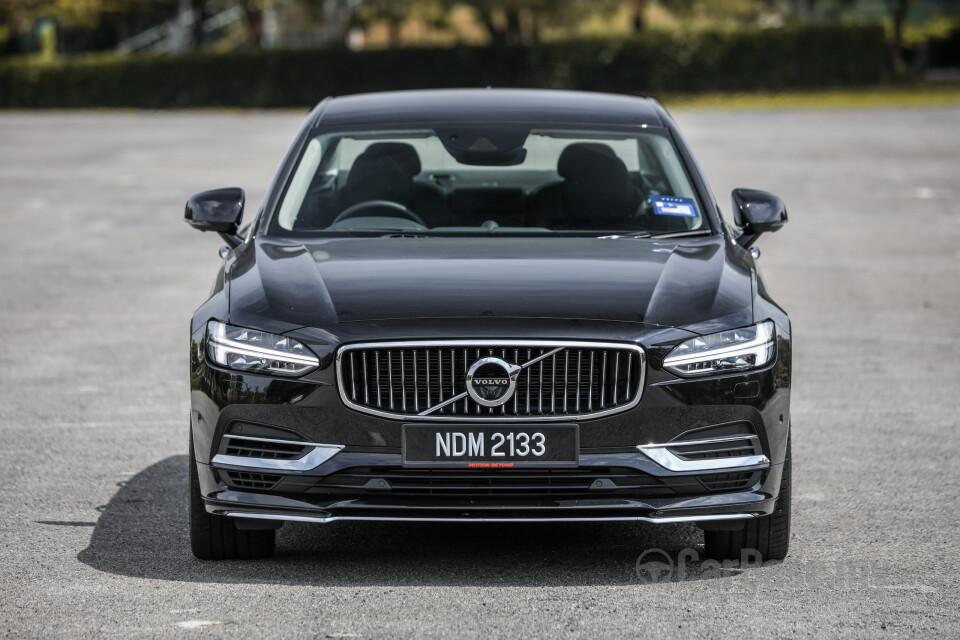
xmin=466 ymin=357 xmax=522 ymax=407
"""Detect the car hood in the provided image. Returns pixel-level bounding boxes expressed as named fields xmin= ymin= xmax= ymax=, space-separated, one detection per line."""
xmin=227 ymin=236 xmax=754 ymax=335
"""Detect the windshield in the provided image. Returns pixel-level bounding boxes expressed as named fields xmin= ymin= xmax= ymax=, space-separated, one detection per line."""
xmin=271 ymin=124 xmax=708 ymax=237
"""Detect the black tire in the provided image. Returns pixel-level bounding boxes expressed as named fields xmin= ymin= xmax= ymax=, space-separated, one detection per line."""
xmin=704 ymin=432 xmax=791 ymax=562
xmin=189 ymin=433 xmax=275 ymax=560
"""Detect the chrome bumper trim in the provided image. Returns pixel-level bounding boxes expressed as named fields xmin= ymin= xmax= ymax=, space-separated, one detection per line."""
xmin=638 ymin=435 xmax=770 ymax=472
xmin=224 ymin=512 xmax=757 ymax=525
xmin=211 ymin=442 xmax=344 ymax=471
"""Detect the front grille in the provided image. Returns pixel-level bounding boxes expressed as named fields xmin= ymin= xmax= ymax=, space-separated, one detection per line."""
xmin=699 ymin=471 xmax=756 ymax=492
xmin=337 ymin=341 xmax=645 ymax=420
xmin=276 ymin=466 xmax=760 ymax=498
xmin=666 ymin=435 xmax=762 ymax=461
xmin=223 ymin=471 xmax=282 ymax=490
xmin=222 ymin=435 xmax=311 ymax=460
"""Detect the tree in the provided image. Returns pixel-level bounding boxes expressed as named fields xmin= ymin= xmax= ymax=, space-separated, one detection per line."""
xmin=1 ymin=0 xmax=183 ymax=53
xmin=887 ymin=0 xmax=913 ymax=71
xmin=807 ymin=0 xmax=915 ymax=72
xmin=352 ymin=0 xmax=449 ymax=47
xmin=446 ymin=0 xmax=621 ymax=46
xmin=237 ymin=0 xmax=264 ymax=47
xmin=658 ymin=0 xmax=771 ymax=26
xmin=805 ymin=0 xmax=855 ymax=21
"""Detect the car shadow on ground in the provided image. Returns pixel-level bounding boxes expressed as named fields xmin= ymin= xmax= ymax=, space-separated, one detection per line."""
xmin=78 ymin=455 xmax=747 ymax=586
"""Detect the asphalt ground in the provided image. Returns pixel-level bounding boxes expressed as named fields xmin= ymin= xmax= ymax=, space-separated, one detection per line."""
xmin=0 ymin=106 xmax=958 ymax=638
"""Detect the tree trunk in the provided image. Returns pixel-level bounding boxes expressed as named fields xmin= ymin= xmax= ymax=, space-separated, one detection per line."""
xmin=241 ymin=0 xmax=263 ymax=48
xmin=632 ymin=0 xmax=646 ymax=32
xmin=505 ymin=8 xmax=521 ymax=46
xmin=889 ymin=0 xmax=911 ymax=73
xmin=190 ymin=0 xmax=205 ymax=48
xmin=388 ymin=19 xmax=402 ymax=48
xmin=477 ymin=8 xmax=505 ymax=47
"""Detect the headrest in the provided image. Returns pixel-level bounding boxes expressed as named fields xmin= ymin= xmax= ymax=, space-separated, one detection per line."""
xmin=558 ymin=143 xmax=618 ymax=178
xmin=342 ymin=144 xmax=417 ymax=209
xmin=557 ymin=143 xmax=636 ymax=224
xmin=364 ymin=142 xmax=422 ymax=177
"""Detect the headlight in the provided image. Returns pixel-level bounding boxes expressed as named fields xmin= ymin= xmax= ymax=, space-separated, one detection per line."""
xmin=662 ymin=321 xmax=775 ymax=377
xmin=206 ymin=320 xmax=319 ymax=377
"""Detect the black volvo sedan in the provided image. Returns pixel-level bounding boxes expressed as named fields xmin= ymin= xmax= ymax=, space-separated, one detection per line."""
xmin=184 ymin=89 xmax=791 ymax=561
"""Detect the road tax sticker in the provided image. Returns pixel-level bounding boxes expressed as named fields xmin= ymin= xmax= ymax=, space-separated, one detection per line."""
xmin=652 ymin=196 xmax=698 ymax=217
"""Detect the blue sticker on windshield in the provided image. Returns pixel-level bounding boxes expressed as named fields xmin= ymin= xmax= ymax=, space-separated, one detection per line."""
xmin=652 ymin=196 xmax=698 ymax=217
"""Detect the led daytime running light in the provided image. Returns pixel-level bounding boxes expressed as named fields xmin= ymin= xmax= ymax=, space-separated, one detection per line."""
xmin=206 ymin=320 xmax=319 ymax=377
xmin=663 ymin=321 xmax=775 ymax=377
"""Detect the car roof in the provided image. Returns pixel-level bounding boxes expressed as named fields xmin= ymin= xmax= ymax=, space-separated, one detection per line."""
xmin=313 ymin=89 xmax=666 ymax=128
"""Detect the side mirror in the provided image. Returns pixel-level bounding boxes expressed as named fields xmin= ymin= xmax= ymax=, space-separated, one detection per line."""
xmin=184 ymin=187 xmax=245 ymax=248
xmin=731 ymin=188 xmax=787 ymax=249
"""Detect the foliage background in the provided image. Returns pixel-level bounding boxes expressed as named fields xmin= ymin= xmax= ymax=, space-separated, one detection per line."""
xmin=0 ymin=1 xmax=956 ymax=108
xmin=0 ymin=23 xmax=887 ymax=108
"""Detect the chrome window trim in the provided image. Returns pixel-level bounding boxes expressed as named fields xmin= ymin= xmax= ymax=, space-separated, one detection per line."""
xmin=212 ymin=441 xmax=344 ymax=471
xmin=335 ymin=339 xmax=646 ymax=422
xmin=224 ymin=512 xmax=755 ymax=525
xmin=638 ymin=435 xmax=769 ymax=472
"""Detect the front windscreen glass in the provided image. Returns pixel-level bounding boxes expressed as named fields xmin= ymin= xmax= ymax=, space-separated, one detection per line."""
xmin=272 ymin=124 xmax=708 ymax=237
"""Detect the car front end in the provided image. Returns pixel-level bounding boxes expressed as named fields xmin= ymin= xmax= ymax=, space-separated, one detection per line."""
xmin=184 ymin=89 xmax=792 ymax=560
xmin=191 ymin=314 xmax=790 ymax=527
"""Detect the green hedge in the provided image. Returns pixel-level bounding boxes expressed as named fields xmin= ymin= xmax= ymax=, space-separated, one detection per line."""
xmin=0 ymin=24 xmax=885 ymax=108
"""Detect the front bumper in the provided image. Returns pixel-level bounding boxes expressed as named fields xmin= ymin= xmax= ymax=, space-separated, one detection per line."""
xmin=189 ymin=322 xmax=790 ymax=525
xmin=195 ymin=448 xmax=780 ymax=525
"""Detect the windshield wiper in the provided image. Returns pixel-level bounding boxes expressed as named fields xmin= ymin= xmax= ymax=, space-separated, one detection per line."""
xmin=649 ymin=229 xmax=712 ymax=239
xmin=598 ymin=229 xmax=712 ymax=240
xmin=597 ymin=231 xmax=651 ymax=239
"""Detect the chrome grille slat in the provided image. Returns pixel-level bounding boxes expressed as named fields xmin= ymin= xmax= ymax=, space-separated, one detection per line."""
xmin=438 ymin=348 xmax=443 ymax=404
xmin=476 ymin=348 xmax=482 ymax=415
xmin=388 ymin=351 xmax=394 ymax=410
xmin=338 ymin=340 xmax=645 ymax=422
xmin=500 ymin=349 xmax=507 ymax=415
xmin=613 ymin=352 xmax=620 ymax=405
xmin=349 ymin=352 xmax=357 ymax=401
xmin=538 ymin=352 xmax=544 ymax=414
xmin=525 ymin=348 xmax=531 ymax=414
xmin=400 ymin=351 xmax=406 ymax=412
xmin=562 ymin=351 xmax=568 ymax=413
xmin=600 ymin=352 xmax=607 ymax=408
xmin=413 ymin=349 xmax=419 ymax=412
xmin=550 ymin=354 xmax=557 ymax=413
xmin=363 ymin=352 xmax=369 ymax=405
xmin=575 ymin=351 xmax=581 ymax=412
xmin=450 ymin=349 xmax=456 ymax=415
xmin=375 ymin=351 xmax=382 ymax=407
xmin=513 ymin=349 xmax=519 ymax=414
xmin=588 ymin=351 xmax=594 ymax=411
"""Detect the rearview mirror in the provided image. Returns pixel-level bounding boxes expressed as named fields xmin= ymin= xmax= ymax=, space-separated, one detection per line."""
xmin=731 ymin=188 xmax=787 ymax=249
xmin=184 ymin=187 xmax=245 ymax=247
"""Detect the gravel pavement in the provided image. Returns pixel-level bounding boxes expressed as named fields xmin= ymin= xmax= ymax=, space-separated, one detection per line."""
xmin=0 ymin=106 xmax=958 ymax=638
